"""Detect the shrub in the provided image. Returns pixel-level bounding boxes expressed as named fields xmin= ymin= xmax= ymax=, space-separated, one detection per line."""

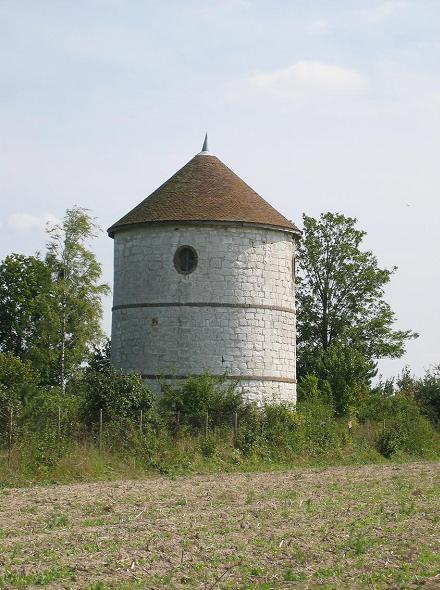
xmin=376 ymin=393 xmax=436 ymax=458
xmin=199 ymin=434 xmax=217 ymax=458
xmin=0 ymin=352 xmax=40 ymax=411
xmin=297 ymin=397 xmax=340 ymax=454
xmin=80 ymin=366 xmax=155 ymax=423
xmin=0 ymin=352 xmax=40 ymax=389
xmin=261 ymin=403 xmax=305 ymax=456
xmin=415 ymin=365 xmax=440 ymax=425
xmin=234 ymin=403 xmax=264 ymax=457
xmin=160 ymin=373 xmax=244 ymax=427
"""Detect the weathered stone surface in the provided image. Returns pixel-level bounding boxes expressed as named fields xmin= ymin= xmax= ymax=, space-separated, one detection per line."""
xmin=111 ymin=223 xmax=297 ymax=403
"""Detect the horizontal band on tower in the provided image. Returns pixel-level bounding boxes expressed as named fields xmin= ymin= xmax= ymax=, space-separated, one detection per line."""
xmin=113 ymin=302 xmax=296 ymax=314
xmin=141 ymin=374 xmax=297 ymax=384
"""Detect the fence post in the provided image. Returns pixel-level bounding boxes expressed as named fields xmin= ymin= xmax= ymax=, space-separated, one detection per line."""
xmin=57 ymin=405 xmax=61 ymax=437
xmin=99 ymin=408 xmax=103 ymax=454
xmin=204 ymin=412 xmax=209 ymax=437
xmin=57 ymin=405 xmax=62 ymax=457
xmin=7 ymin=407 xmax=13 ymax=466
xmin=233 ymin=412 xmax=238 ymax=436
xmin=140 ymin=409 xmax=143 ymax=433
xmin=383 ymin=419 xmax=386 ymax=434
xmin=175 ymin=410 xmax=180 ymax=434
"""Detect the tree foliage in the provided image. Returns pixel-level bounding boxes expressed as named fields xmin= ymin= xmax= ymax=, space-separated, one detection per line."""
xmin=80 ymin=366 xmax=155 ymax=422
xmin=0 ymin=208 xmax=109 ymax=389
xmin=0 ymin=254 xmax=54 ymax=373
xmin=297 ymin=212 xmax=416 ymax=360
xmin=296 ymin=212 xmax=417 ymax=390
xmin=416 ymin=365 xmax=440 ymax=424
xmin=45 ymin=207 xmax=110 ymax=389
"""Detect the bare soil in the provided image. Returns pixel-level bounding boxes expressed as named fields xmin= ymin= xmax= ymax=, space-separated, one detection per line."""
xmin=0 ymin=462 xmax=439 ymax=589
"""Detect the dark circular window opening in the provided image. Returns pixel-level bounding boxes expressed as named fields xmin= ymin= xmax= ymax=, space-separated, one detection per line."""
xmin=174 ymin=246 xmax=198 ymax=274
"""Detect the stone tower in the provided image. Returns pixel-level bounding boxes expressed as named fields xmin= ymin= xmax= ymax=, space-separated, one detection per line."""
xmin=108 ymin=137 xmax=301 ymax=403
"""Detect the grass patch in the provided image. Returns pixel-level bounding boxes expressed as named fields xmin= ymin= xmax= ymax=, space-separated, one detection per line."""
xmin=0 ymin=566 xmax=74 ymax=588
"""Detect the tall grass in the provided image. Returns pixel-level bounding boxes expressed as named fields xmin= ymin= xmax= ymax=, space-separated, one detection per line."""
xmin=1 ymin=400 xmax=438 ymax=488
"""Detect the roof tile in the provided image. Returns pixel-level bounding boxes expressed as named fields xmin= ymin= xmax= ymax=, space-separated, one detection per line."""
xmin=108 ymin=154 xmax=299 ymax=236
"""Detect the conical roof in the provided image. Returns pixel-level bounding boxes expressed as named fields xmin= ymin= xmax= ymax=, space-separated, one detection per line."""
xmin=108 ymin=152 xmax=299 ymax=237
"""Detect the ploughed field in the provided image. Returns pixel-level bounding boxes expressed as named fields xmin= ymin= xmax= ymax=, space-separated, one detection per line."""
xmin=0 ymin=463 xmax=439 ymax=589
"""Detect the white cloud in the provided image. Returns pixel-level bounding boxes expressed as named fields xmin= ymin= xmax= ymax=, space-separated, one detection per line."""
xmin=249 ymin=61 xmax=366 ymax=99
xmin=7 ymin=212 xmax=59 ymax=232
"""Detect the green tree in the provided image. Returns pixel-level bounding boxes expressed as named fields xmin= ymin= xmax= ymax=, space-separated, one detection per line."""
xmin=80 ymin=366 xmax=155 ymax=422
xmin=0 ymin=352 xmax=40 ymax=390
xmin=296 ymin=212 xmax=416 ymax=415
xmin=0 ymin=254 xmax=53 ymax=368
xmin=45 ymin=207 xmax=110 ymax=391
xmin=0 ymin=352 xmax=40 ymax=413
xmin=417 ymin=366 xmax=440 ymax=424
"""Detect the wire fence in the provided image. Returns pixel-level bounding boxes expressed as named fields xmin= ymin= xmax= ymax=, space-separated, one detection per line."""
xmin=1 ymin=402 xmax=388 ymax=469
xmin=0 ymin=405 xmax=248 ymax=465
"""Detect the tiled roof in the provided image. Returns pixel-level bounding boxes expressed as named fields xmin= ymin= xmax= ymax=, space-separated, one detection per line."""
xmin=108 ymin=154 xmax=299 ymax=236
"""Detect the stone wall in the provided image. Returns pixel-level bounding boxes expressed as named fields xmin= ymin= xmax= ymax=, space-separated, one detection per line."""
xmin=111 ymin=223 xmax=297 ymax=404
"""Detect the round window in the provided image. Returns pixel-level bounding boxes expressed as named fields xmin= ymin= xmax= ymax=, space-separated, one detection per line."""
xmin=174 ymin=246 xmax=198 ymax=274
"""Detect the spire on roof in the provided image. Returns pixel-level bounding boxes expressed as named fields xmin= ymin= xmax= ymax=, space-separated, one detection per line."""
xmin=198 ymin=132 xmax=210 ymax=156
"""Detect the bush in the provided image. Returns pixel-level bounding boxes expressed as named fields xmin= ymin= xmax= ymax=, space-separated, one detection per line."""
xmin=261 ymin=403 xmax=305 ymax=457
xmin=375 ymin=393 xmax=436 ymax=458
xmin=0 ymin=352 xmax=40 ymax=410
xmin=234 ymin=403 xmax=264 ymax=456
xmin=0 ymin=352 xmax=40 ymax=388
xmin=415 ymin=365 xmax=440 ymax=425
xmin=80 ymin=366 xmax=155 ymax=423
xmin=297 ymin=397 xmax=340 ymax=454
xmin=160 ymin=373 xmax=244 ymax=428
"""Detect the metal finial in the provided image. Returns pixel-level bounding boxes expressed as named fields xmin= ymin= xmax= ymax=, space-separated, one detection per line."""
xmin=198 ymin=132 xmax=211 ymax=156
xmin=202 ymin=132 xmax=208 ymax=152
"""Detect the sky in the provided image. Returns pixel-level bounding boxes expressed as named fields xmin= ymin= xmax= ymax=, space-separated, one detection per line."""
xmin=0 ymin=0 xmax=439 ymax=380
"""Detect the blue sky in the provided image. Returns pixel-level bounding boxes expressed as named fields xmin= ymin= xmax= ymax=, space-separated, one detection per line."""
xmin=1 ymin=0 xmax=439 ymax=378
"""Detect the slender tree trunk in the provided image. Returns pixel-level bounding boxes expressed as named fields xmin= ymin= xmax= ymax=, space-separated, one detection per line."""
xmin=60 ymin=298 xmax=66 ymax=394
xmin=321 ymin=292 xmax=329 ymax=350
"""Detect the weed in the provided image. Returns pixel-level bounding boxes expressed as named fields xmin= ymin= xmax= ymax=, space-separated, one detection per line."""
xmin=0 ymin=566 xmax=74 ymax=588
xmin=47 ymin=512 xmax=69 ymax=529
xmin=283 ymin=568 xmax=306 ymax=582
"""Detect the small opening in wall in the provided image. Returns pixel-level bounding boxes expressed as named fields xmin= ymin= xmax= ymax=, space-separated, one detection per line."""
xmin=174 ymin=246 xmax=198 ymax=274
xmin=151 ymin=318 xmax=159 ymax=326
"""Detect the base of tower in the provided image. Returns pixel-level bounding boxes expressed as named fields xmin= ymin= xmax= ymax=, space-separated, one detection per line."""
xmin=142 ymin=375 xmax=296 ymax=405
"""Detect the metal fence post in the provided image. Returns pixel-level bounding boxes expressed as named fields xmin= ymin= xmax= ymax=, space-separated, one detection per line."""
xmin=7 ymin=407 xmax=13 ymax=466
xmin=99 ymin=408 xmax=103 ymax=454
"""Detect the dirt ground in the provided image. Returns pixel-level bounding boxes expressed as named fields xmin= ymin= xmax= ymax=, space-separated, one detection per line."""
xmin=0 ymin=462 xmax=439 ymax=589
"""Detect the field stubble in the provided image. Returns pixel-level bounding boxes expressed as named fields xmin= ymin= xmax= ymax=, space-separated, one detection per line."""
xmin=0 ymin=462 xmax=439 ymax=589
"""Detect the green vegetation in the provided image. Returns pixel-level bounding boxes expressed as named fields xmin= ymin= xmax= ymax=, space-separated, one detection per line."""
xmin=296 ymin=212 xmax=417 ymax=416
xmin=0 ymin=368 xmax=439 ymax=487
xmin=0 ymin=207 xmax=109 ymax=389
xmin=0 ymin=209 xmax=439 ymax=487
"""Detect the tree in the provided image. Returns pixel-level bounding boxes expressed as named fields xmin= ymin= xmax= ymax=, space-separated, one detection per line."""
xmin=88 ymin=339 xmax=112 ymax=373
xmin=81 ymin=366 xmax=155 ymax=423
xmin=296 ymin=212 xmax=417 ymax=412
xmin=416 ymin=366 xmax=440 ymax=424
xmin=0 ymin=254 xmax=53 ymax=363
xmin=0 ymin=352 xmax=40 ymax=390
xmin=0 ymin=352 xmax=41 ymax=413
xmin=45 ymin=207 xmax=110 ymax=391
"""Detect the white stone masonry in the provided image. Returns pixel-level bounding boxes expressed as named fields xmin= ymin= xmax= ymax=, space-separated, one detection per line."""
xmin=111 ymin=223 xmax=297 ymax=404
